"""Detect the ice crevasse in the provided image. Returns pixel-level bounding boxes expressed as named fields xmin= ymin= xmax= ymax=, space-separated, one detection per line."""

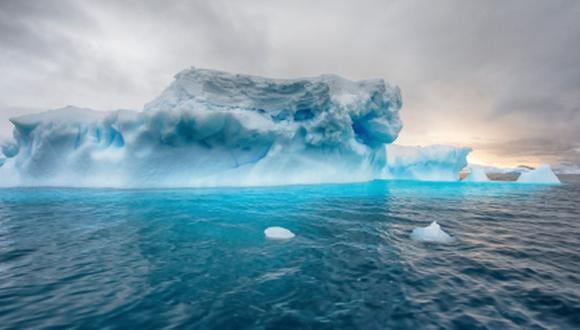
xmin=0 ymin=67 xmax=471 ymax=188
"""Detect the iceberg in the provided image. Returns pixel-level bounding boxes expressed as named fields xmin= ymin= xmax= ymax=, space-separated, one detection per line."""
xmin=0 ymin=68 xmax=404 ymax=187
xmin=0 ymin=67 xmax=472 ymax=188
xmin=264 ymin=227 xmax=295 ymax=240
xmin=462 ymin=166 xmax=490 ymax=182
xmin=410 ymin=221 xmax=454 ymax=243
xmin=384 ymin=144 xmax=471 ymax=181
xmin=468 ymin=163 xmax=529 ymax=175
xmin=517 ymin=165 xmax=561 ymax=184
xmin=466 ymin=164 xmax=532 ymax=182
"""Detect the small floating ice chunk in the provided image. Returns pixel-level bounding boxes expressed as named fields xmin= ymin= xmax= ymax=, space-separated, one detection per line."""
xmin=410 ymin=221 xmax=454 ymax=243
xmin=265 ymin=227 xmax=295 ymax=240
xmin=517 ymin=165 xmax=561 ymax=184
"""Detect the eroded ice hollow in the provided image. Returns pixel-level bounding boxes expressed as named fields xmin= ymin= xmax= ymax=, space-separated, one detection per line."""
xmin=0 ymin=67 xmax=471 ymax=188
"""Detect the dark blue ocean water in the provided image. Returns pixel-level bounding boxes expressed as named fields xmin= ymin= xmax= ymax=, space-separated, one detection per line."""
xmin=1 ymin=177 xmax=579 ymax=329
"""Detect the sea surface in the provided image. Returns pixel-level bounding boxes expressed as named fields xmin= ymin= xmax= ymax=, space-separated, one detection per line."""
xmin=1 ymin=177 xmax=579 ymax=329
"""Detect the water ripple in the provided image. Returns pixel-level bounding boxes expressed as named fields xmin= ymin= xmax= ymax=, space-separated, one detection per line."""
xmin=0 ymin=177 xmax=579 ymax=328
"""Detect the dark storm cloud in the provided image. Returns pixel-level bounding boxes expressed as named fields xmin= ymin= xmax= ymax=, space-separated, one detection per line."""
xmin=0 ymin=0 xmax=579 ymax=167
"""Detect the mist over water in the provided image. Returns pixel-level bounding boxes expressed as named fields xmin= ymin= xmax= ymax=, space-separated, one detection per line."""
xmin=1 ymin=177 xmax=579 ymax=329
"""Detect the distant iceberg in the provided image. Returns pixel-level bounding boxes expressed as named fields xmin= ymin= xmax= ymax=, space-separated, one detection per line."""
xmin=410 ymin=221 xmax=454 ymax=243
xmin=467 ymin=164 xmax=529 ymax=175
xmin=0 ymin=67 xmax=472 ymax=188
xmin=517 ymin=165 xmax=561 ymax=184
xmin=462 ymin=166 xmax=490 ymax=182
xmin=264 ymin=227 xmax=295 ymax=240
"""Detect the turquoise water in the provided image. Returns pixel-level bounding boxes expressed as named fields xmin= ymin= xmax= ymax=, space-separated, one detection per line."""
xmin=1 ymin=177 xmax=579 ymax=329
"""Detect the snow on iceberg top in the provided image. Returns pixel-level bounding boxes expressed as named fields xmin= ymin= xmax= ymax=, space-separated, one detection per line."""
xmin=10 ymin=106 xmax=107 ymax=127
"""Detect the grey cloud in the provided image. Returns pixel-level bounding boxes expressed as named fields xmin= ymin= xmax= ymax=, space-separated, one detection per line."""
xmin=0 ymin=0 xmax=93 ymax=62
xmin=92 ymin=0 xmax=270 ymax=70
xmin=0 ymin=0 xmax=271 ymax=111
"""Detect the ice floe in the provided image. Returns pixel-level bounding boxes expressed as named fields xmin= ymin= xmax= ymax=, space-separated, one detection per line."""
xmin=264 ymin=227 xmax=295 ymax=240
xmin=410 ymin=221 xmax=454 ymax=243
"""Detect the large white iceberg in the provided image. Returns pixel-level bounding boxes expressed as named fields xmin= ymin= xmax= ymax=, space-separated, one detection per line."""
xmin=0 ymin=68 xmax=403 ymax=187
xmin=517 ymin=165 xmax=561 ymax=184
xmin=0 ymin=67 xmax=471 ymax=187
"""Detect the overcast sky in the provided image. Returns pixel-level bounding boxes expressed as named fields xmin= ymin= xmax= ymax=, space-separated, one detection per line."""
xmin=1 ymin=0 xmax=579 ymax=167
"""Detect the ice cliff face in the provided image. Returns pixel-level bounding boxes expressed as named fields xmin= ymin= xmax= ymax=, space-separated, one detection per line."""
xmin=384 ymin=145 xmax=471 ymax=181
xmin=146 ymin=68 xmax=403 ymax=147
xmin=0 ymin=68 xmax=411 ymax=187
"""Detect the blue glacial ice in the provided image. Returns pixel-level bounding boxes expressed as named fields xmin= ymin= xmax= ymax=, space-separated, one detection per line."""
xmin=0 ymin=67 xmax=473 ymax=188
xmin=384 ymin=144 xmax=471 ymax=181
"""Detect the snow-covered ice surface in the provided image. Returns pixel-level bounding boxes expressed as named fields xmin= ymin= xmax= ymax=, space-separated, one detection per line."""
xmin=463 ymin=167 xmax=490 ymax=182
xmin=410 ymin=221 xmax=455 ymax=243
xmin=264 ymin=227 xmax=295 ymax=240
xmin=384 ymin=145 xmax=471 ymax=181
xmin=517 ymin=165 xmax=561 ymax=184
xmin=0 ymin=67 xmax=472 ymax=187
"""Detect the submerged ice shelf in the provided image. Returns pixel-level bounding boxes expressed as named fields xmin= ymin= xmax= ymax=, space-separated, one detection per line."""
xmin=1 ymin=67 xmax=474 ymax=187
